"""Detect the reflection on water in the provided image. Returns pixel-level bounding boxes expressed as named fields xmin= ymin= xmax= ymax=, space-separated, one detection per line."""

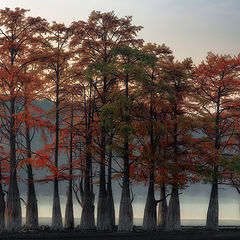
xmin=181 ymin=219 xmax=240 ymax=226
xmin=22 ymin=218 xmax=240 ymax=227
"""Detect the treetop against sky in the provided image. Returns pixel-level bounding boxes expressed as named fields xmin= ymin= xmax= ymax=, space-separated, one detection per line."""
xmin=0 ymin=0 xmax=240 ymax=64
xmin=0 ymin=1 xmax=240 ymax=233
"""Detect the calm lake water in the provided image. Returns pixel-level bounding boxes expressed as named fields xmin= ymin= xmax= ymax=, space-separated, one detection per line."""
xmin=22 ymin=218 xmax=240 ymax=227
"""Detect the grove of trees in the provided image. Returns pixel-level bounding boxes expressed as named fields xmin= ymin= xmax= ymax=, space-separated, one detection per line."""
xmin=0 ymin=8 xmax=240 ymax=232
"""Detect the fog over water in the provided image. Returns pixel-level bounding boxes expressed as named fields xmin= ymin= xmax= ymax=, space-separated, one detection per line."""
xmin=15 ymin=124 xmax=239 ymax=222
xmin=18 ymin=179 xmax=240 ymax=222
xmin=16 ymin=126 xmax=240 ymax=222
xmin=15 ymin=106 xmax=238 ymax=222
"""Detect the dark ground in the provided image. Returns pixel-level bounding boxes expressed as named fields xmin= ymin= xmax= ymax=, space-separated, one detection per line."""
xmin=1 ymin=226 xmax=240 ymax=240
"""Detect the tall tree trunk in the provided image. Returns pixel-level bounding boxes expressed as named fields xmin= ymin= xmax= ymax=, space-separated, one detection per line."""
xmin=52 ymin=74 xmax=63 ymax=231
xmin=206 ymin=167 xmax=218 ymax=231
xmin=158 ymin=183 xmax=167 ymax=230
xmin=97 ymin=132 xmax=112 ymax=230
xmin=80 ymin=180 xmax=95 ymax=229
xmin=0 ymin=162 xmax=5 ymax=230
xmin=143 ymin=104 xmax=157 ymax=231
xmin=206 ymin=92 xmax=220 ymax=231
xmin=26 ymin=164 xmax=38 ymax=228
xmin=97 ymin=74 xmax=112 ymax=231
xmin=206 ymin=96 xmax=220 ymax=231
xmin=25 ymin=114 xmax=38 ymax=228
xmin=5 ymin=99 xmax=22 ymax=232
xmin=118 ymin=137 xmax=133 ymax=232
xmin=64 ymin=109 xmax=74 ymax=229
xmin=80 ymin=190 xmax=95 ymax=229
xmin=80 ymin=140 xmax=95 ymax=229
xmin=107 ymin=145 xmax=115 ymax=228
xmin=52 ymin=178 xmax=63 ymax=230
xmin=64 ymin=186 xmax=74 ymax=229
xmin=5 ymin=173 xmax=22 ymax=232
xmin=143 ymin=172 xmax=157 ymax=231
xmin=166 ymin=185 xmax=181 ymax=231
xmin=118 ymin=74 xmax=133 ymax=232
xmin=80 ymin=83 xmax=96 ymax=230
xmin=166 ymin=112 xmax=181 ymax=232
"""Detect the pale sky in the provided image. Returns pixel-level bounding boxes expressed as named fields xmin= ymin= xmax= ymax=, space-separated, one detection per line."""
xmin=1 ymin=0 xmax=240 ymax=64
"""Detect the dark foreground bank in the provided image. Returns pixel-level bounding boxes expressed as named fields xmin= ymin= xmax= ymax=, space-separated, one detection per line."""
xmin=0 ymin=226 xmax=240 ymax=240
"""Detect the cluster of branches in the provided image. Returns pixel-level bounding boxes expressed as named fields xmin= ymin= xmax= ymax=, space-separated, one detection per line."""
xmin=0 ymin=7 xmax=240 ymax=232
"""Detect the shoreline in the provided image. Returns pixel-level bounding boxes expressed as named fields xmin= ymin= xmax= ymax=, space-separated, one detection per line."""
xmin=0 ymin=226 xmax=240 ymax=240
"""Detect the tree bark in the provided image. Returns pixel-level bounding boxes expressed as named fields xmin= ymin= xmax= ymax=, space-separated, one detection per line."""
xmin=143 ymin=172 xmax=157 ymax=231
xmin=5 ymin=99 xmax=22 ymax=232
xmin=206 ymin=167 xmax=218 ymax=231
xmin=118 ymin=185 xmax=133 ymax=231
xmin=25 ymin=115 xmax=38 ymax=228
xmin=205 ymin=90 xmax=220 ymax=231
xmin=143 ymin=102 xmax=158 ymax=231
xmin=97 ymin=174 xmax=110 ymax=230
xmin=80 ymin=147 xmax=95 ymax=230
xmin=52 ymin=75 xmax=63 ymax=231
xmin=107 ymin=142 xmax=115 ymax=228
xmin=97 ymin=132 xmax=112 ymax=230
xmin=118 ymin=137 xmax=133 ymax=232
xmin=206 ymin=93 xmax=220 ymax=231
xmin=97 ymin=74 xmax=112 ymax=231
xmin=80 ymin=188 xmax=95 ymax=229
xmin=157 ymin=183 xmax=167 ymax=230
xmin=166 ymin=108 xmax=181 ymax=232
xmin=52 ymin=178 xmax=63 ymax=230
xmin=80 ymin=190 xmax=95 ymax=229
xmin=166 ymin=185 xmax=181 ymax=231
xmin=64 ymin=186 xmax=74 ymax=229
xmin=0 ymin=162 xmax=5 ymax=230
xmin=5 ymin=174 xmax=22 ymax=232
xmin=64 ymin=108 xmax=74 ymax=229
xmin=26 ymin=164 xmax=38 ymax=228
xmin=80 ymin=83 xmax=96 ymax=230
xmin=118 ymin=75 xmax=133 ymax=232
